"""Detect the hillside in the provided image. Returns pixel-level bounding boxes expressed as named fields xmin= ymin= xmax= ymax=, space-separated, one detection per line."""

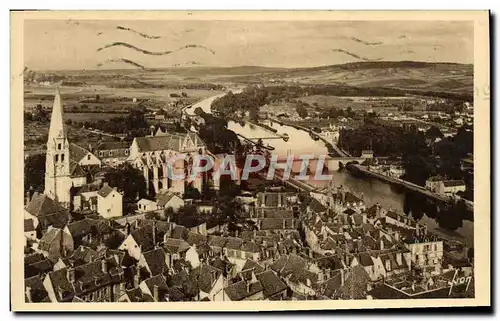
xmin=24 ymin=61 xmax=473 ymax=100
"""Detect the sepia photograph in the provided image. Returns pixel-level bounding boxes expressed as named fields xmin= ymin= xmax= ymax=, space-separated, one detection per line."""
xmin=10 ymin=10 xmax=490 ymax=311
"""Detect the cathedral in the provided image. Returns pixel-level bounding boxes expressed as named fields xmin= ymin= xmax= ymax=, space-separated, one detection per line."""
xmin=127 ymin=128 xmax=208 ymax=196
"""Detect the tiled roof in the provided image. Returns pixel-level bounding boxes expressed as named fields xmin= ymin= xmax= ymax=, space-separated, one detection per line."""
xmin=195 ymin=264 xmax=222 ymax=294
xmin=25 ymin=193 xmax=68 ymax=217
xmin=25 ymin=276 xmax=49 ymax=303
xmin=255 ymin=270 xmax=287 ymax=298
xmin=39 ymin=228 xmax=62 ymax=251
xmin=130 ymin=224 xmax=155 ymax=252
xmin=24 ymin=219 xmax=35 ymax=232
xmin=96 ymin=141 xmax=131 ymax=151
xmin=186 ymin=231 xmax=207 ymax=246
xmin=25 ymin=259 xmax=53 ymax=278
xmin=142 ymin=248 xmax=168 ymax=276
xmin=164 ymin=238 xmax=190 ymax=254
xmin=242 ymin=260 xmax=265 ymax=274
xmin=97 ymin=184 xmax=116 ymax=198
xmin=309 ymin=198 xmax=327 ymax=213
xmin=224 ymin=280 xmax=263 ymax=301
xmin=156 ymin=191 xmax=182 ymax=208
xmin=69 ymin=143 xmax=93 ymax=164
xmin=443 ymin=180 xmax=466 ymax=187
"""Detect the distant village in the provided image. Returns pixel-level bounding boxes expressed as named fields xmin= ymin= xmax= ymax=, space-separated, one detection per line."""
xmin=24 ymin=89 xmax=474 ymax=303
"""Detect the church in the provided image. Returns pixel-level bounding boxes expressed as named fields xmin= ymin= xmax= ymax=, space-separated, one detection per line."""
xmin=36 ymin=88 xmax=122 ymax=218
xmin=127 ymin=127 xmax=208 ymax=196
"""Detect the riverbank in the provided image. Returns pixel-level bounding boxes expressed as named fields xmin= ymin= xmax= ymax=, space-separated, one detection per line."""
xmin=268 ymin=117 xmax=344 ymax=157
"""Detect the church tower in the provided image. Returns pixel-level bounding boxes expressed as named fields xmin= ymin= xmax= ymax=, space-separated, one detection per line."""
xmin=44 ymin=88 xmax=72 ymax=207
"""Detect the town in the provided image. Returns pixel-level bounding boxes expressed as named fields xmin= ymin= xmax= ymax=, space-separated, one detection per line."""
xmin=23 ymin=86 xmax=474 ymax=303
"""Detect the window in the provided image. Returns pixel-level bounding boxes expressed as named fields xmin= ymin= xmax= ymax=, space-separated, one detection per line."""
xmin=125 ymin=150 xmax=129 ymax=155
xmin=57 ymin=143 xmax=61 ymax=150
xmin=61 ymin=154 xmax=65 ymax=161
xmin=99 ymin=151 xmax=103 ymax=157
xmin=55 ymin=154 xmax=59 ymax=162
xmin=87 ymin=154 xmax=91 ymax=160
xmin=109 ymin=151 xmax=113 ymax=156
xmin=434 ymin=244 xmax=438 ymax=251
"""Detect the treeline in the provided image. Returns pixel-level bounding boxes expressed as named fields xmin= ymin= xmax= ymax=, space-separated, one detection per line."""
xmin=340 ymin=123 xmax=473 ymax=188
xmin=108 ymin=81 xmax=224 ymax=91
xmin=211 ymin=85 xmax=470 ymax=120
xmin=69 ymin=109 xmax=150 ymax=139
xmin=194 ymin=109 xmax=241 ymax=154
xmin=403 ymin=191 xmax=472 ymax=231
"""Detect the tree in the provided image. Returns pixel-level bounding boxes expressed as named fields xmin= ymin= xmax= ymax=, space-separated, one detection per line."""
xmin=425 ymin=126 xmax=444 ymax=142
xmin=296 ymin=105 xmax=308 ymax=119
xmin=104 ymin=164 xmax=147 ymax=203
xmin=24 ymin=153 xmax=46 ymax=192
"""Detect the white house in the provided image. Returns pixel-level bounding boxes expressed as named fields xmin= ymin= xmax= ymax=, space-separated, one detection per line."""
xmin=438 ymin=180 xmax=466 ymax=196
xmin=137 ymin=199 xmax=158 ymax=213
xmin=97 ymin=184 xmax=123 ymax=219
xmin=405 ymin=237 xmax=444 ymax=275
xmin=156 ymin=191 xmax=184 ymax=211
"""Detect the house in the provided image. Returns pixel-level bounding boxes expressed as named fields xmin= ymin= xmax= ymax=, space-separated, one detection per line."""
xmin=194 ymin=264 xmax=225 ymax=301
xmin=138 ymin=275 xmax=170 ymax=302
xmin=24 ymin=193 xmax=70 ymax=232
xmin=37 ymin=226 xmax=74 ymax=261
xmin=25 ymin=275 xmax=50 ymax=302
xmin=69 ymin=143 xmax=102 ymax=167
xmin=97 ymin=183 xmax=123 ymax=219
xmin=405 ymin=236 xmax=444 ymax=275
xmin=43 ymin=256 xmax=125 ymax=302
xmin=438 ymin=180 xmax=466 ymax=196
xmin=94 ymin=141 xmax=130 ymax=167
xmin=138 ymin=247 xmax=170 ymax=277
xmin=255 ymin=270 xmax=288 ymax=300
xmin=222 ymin=279 xmax=264 ymax=301
xmin=119 ymin=224 xmax=156 ymax=260
xmin=25 ymin=219 xmax=37 ymax=241
xmin=156 ymin=190 xmax=184 ymax=211
xmin=137 ymin=199 xmax=158 ymax=213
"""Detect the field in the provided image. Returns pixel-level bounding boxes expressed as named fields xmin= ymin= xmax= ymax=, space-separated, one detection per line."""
xmin=64 ymin=112 xmax=129 ymax=122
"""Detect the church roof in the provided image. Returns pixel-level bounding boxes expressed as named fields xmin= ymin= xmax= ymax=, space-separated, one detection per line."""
xmin=134 ymin=132 xmax=205 ymax=153
xmin=25 ymin=193 xmax=68 ymax=217
xmin=47 ymin=88 xmax=68 ymax=140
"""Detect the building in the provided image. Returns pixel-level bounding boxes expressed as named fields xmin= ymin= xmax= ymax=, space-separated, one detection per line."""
xmin=425 ymin=176 xmax=444 ymax=192
xmin=44 ymin=88 xmax=73 ymax=207
xmin=438 ymin=180 xmax=466 ymax=196
xmin=43 ymin=88 xmax=100 ymax=208
xmin=137 ymin=199 xmax=158 ymax=213
xmin=36 ymin=226 xmax=74 ymax=261
xmin=404 ymin=237 xmax=444 ymax=275
xmin=127 ymin=130 xmax=207 ymax=196
xmin=94 ymin=141 xmax=131 ymax=167
xmin=96 ymin=184 xmax=123 ymax=219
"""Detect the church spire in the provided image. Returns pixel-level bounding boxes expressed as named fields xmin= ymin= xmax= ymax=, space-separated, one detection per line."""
xmin=48 ymin=87 xmax=67 ymax=140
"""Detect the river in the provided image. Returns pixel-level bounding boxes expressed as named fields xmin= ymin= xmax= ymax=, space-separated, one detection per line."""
xmin=184 ymin=92 xmax=474 ymax=244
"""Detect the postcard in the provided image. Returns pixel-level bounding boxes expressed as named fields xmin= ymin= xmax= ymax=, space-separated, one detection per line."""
xmin=11 ymin=10 xmax=490 ymax=311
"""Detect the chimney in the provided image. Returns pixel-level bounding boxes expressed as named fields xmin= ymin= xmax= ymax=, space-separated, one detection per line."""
xmin=340 ymin=269 xmax=345 ymax=286
xmin=67 ymin=268 xmax=75 ymax=283
xmin=380 ymin=238 xmax=384 ymax=250
xmin=133 ymin=273 xmax=140 ymax=288
xmin=101 ymin=259 xmax=108 ymax=273
xmin=25 ymin=286 xmax=32 ymax=302
xmin=120 ymin=281 xmax=125 ymax=294
xmin=246 ymin=281 xmax=251 ymax=293
xmin=153 ymin=284 xmax=159 ymax=301
xmin=282 ymin=219 xmax=286 ymax=230
xmin=153 ymin=220 xmax=157 ymax=247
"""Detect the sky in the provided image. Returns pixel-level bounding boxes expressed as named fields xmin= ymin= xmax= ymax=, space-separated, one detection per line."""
xmin=24 ymin=20 xmax=474 ymax=70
